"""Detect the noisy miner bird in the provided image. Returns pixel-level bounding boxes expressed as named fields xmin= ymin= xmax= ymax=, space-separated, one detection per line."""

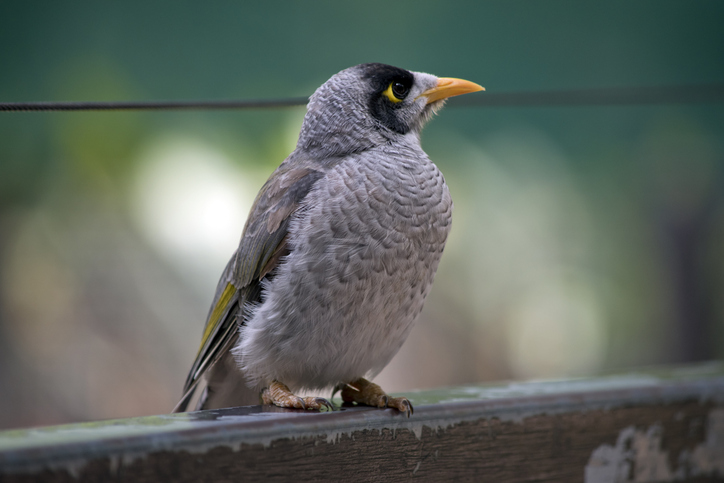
xmin=174 ymin=63 xmax=483 ymax=416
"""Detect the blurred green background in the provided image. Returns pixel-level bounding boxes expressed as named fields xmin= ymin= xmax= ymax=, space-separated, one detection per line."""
xmin=1 ymin=1 xmax=723 ymax=429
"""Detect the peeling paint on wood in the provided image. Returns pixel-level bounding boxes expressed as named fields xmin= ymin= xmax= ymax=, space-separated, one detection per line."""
xmin=585 ymin=409 xmax=724 ymax=482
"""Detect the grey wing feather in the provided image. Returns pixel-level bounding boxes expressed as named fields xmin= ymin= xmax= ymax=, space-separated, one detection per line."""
xmin=174 ymin=155 xmax=330 ymax=412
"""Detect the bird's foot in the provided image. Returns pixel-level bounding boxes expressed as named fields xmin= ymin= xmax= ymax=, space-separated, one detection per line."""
xmin=341 ymin=377 xmax=413 ymax=417
xmin=261 ymin=380 xmax=334 ymax=411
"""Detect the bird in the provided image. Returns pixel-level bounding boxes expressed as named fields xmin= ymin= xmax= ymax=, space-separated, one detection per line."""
xmin=174 ymin=63 xmax=483 ymax=417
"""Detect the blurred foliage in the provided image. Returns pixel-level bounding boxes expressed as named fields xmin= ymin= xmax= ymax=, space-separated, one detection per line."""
xmin=0 ymin=0 xmax=723 ymax=429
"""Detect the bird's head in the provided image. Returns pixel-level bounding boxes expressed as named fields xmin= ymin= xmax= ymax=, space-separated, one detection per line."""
xmin=296 ymin=63 xmax=483 ymax=157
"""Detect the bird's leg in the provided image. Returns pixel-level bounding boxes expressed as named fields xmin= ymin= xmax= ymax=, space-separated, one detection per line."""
xmin=341 ymin=377 xmax=413 ymax=417
xmin=261 ymin=380 xmax=334 ymax=411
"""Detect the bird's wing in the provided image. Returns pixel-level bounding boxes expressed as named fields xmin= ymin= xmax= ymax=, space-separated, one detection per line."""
xmin=232 ymin=161 xmax=325 ymax=287
xmin=175 ymin=158 xmax=327 ymax=411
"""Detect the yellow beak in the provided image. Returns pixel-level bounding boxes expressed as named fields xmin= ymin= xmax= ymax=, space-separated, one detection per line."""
xmin=419 ymin=77 xmax=485 ymax=104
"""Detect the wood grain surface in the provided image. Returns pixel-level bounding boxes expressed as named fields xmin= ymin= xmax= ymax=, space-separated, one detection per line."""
xmin=2 ymin=364 xmax=723 ymax=482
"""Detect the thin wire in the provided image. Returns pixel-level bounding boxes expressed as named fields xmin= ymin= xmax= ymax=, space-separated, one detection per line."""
xmin=448 ymin=83 xmax=724 ymax=108
xmin=0 ymin=97 xmax=309 ymax=112
xmin=1 ymin=84 xmax=723 ymax=112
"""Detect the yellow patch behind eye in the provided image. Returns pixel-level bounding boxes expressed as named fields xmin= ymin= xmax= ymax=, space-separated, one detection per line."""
xmin=382 ymin=82 xmax=403 ymax=103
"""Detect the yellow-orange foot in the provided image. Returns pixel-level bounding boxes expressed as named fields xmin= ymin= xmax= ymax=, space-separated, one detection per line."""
xmin=261 ymin=380 xmax=334 ymax=411
xmin=341 ymin=377 xmax=413 ymax=417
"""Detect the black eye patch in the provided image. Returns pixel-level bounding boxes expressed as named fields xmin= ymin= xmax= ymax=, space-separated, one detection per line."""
xmin=359 ymin=63 xmax=416 ymax=134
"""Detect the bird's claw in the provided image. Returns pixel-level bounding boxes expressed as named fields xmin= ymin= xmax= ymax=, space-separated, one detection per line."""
xmin=262 ymin=381 xmax=335 ymax=412
xmin=313 ymin=397 xmax=335 ymax=411
xmin=388 ymin=396 xmax=413 ymax=418
xmin=341 ymin=377 xmax=413 ymax=417
xmin=330 ymin=383 xmax=346 ymax=401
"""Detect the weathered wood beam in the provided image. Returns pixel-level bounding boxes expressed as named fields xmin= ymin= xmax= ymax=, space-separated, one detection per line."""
xmin=1 ymin=362 xmax=723 ymax=482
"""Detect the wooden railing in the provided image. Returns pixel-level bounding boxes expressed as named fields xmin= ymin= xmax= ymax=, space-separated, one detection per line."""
xmin=1 ymin=362 xmax=723 ymax=482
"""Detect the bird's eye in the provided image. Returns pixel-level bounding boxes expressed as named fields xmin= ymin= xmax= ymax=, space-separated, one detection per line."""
xmin=383 ymin=81 xmax=410 ymax=103
xmin=391 ymin=81 xmax=410 ymax=99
